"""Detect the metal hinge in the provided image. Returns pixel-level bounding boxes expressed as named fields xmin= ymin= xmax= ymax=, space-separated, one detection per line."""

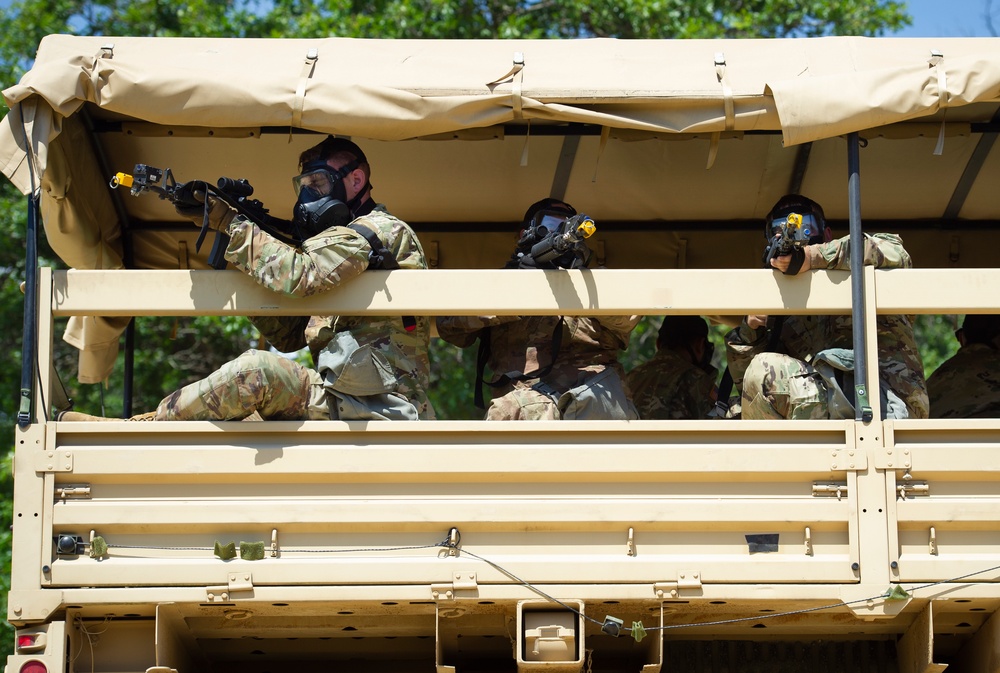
xmin=897 ymin=480 xmax=929 ymax=499
xmin=431 ymin=571 xmax=478 ymax=599
xmin=653 ymin=570 xmax=703 ymax=598
xmin=205 ymin=573 xmax=254 ymax=602
xmin=35 ymin=450 xmax=73 ymax=473
xmin=813 ymin=481 xmax=849 ymax=500
xmin=56 ymin=484 xmax=91 ymax=499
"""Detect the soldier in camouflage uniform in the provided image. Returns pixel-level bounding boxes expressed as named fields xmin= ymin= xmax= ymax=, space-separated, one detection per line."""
xmin=726 ymin=194 xmax=927 ymax=421
xmin=928 ymin=314 xmax=1000 ymax=418
xmin=436 ymin=199 xmax=639 ymax=421
xmin=627 ymin=315 xmax=719 ymax=420
xmin=64 ymin=137 xmax=433 ymax=422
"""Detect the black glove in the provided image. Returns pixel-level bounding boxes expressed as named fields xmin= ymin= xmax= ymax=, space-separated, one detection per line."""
xmin=173 ymin=184 xmax=236 ymax=232
xmin=782 ymin=248 xmax=806 ymax=276
xmin=173 ymin=181 xmax=208 ymax=218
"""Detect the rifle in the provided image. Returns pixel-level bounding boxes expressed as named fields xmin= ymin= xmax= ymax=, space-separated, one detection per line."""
xmin=110 ymin=164 xmax=289 ymax=269
xmin=509 ymin=213 xmax=597 ymax=269
xmin=762 ymin=212 xmax=816 ymax=271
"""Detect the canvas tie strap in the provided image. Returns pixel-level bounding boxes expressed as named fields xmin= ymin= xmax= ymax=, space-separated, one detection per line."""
xmin=929 ymin=50 xmax=948 ymax=156
xmin=291 ymin=48 xmax=319 ymax=138
xmin=486 ymin=52 xmax=525 ymax=119
xmin=708 ymin=52 xmax=736 ymax=169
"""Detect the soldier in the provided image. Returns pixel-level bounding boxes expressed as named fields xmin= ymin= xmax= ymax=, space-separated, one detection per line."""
xmin=436 ymin=198 xmax=639 ymax=421
xmin=62 ymin=137 xmax=434 ymax=421
xmin=627 ymin=315 xmax=719 ymax=420
xmin=725 ymin=194 xmax=927 ymax=420
xmin=928 ymin=314 xmax=1000 ymax=418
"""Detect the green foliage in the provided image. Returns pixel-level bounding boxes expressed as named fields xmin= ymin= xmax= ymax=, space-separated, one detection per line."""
xmin=916 ymin=314 xmax=961 ymax=378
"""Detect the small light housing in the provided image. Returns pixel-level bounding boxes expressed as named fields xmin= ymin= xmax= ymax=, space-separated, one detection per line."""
xmin=19 ymin=660 xmax=47 ymax=673
xmin=16 ymin=631 xmax=46 ymax=652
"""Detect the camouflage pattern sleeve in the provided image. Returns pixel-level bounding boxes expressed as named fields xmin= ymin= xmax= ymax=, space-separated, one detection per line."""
xmin=806 ymin=233 xmax=912 ymax=271
xmin=249 ymin=315 xmax=309 ymax=353
xmin=436 ymin=315 xmax=521 ymax=349
xmin=224 ymin=215 xmax=370 ymax=297
xmin=725 ymin=320 xmax=769 ymax=390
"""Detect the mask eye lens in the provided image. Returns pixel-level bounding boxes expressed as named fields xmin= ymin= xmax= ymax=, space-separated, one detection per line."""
xmin=293 ymin=169 xmax=335 ymax=197
xmin=533 ymin=211 xmax=570 ymax=230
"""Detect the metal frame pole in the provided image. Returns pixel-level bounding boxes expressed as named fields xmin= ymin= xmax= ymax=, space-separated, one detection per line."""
xmin=847 ymin=132 xmax=873 ymax=422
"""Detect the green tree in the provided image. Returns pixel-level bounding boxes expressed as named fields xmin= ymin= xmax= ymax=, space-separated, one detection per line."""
xmin=0 ymin=0 xmax=916 ymax=660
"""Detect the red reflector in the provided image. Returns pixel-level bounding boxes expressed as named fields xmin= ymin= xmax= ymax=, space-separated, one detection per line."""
xmin=19 ymin=661 xmax=47 ymax=673
xmin=16 ymin=635 xmax=35 ymax=648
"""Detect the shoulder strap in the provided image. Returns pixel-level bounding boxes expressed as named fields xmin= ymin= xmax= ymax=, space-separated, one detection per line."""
xmin=347 ymin=222 xmax=417 ymax=332
xmin=348 ymin=222 xmax=400 ymax=270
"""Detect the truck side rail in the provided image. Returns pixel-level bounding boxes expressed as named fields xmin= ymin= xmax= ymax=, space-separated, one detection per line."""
xmin=10 ymin=266 xmax=1000 ymax=667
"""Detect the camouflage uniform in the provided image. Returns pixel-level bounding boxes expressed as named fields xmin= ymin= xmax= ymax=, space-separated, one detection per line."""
xmin=156 ymin=205 xmax=435 ymax=421
xmin=927 ymin=336 xmax=1000 ymax=418
xmin=626 ymin=349 xmax=718 ymax=420
xmin=436 ymin=315 xmax=640 ymax=420
xmin=727 ymin=233 xmax=928 ymax=420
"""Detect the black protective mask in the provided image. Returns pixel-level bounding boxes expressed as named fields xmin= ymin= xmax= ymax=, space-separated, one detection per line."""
xmin=290 ymin=159 xmax=360 ymax=240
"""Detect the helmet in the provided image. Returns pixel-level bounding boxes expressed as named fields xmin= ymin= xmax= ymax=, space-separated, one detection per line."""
xmin=960 ymin=314 xmax=1000 ymax=345
xmin=765 ymin=194 xmax=826 ymax=245
xmin=522 ymin=198 xmax=576 ymax=231
xmin=658 ymin=315 xmax=709 ymax=350
xmin=298 ymin=136 xmax=369 ymax=173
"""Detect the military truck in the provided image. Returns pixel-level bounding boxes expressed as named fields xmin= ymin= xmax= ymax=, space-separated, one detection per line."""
xmin=2 ymin=34 xmax=1000 ymax=673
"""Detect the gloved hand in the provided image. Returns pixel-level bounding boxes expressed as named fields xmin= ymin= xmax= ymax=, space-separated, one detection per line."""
xmin=173 ymin=182 xmax=236 ymax=232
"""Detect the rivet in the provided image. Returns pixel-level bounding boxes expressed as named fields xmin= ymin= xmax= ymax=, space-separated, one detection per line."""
xmin=221 ymin=592 xmax=229 ymax=601
xmin=208 ymin=593 xmax=215 ymax=600
xmin=670 ymin=590 xmax=678 ymax=597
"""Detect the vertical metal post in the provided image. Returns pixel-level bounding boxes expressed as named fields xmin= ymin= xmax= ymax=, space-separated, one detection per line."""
xmin=17 ymin=194 xmax=39 ymax=428
xmin=847 ymin=132 xmax=873 ymax=422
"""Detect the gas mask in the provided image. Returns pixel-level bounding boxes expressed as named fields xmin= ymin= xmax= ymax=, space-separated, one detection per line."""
xmin=289 ymin=159 xmax=360 ymax=240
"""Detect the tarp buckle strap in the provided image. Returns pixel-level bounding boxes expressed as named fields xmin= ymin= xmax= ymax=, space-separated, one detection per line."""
xmin=929 ymin=50 xmax=948 ymax=156
xmin=486 ymin=52 xmax=525 ymax=119
xmin=708 ymin=52 xmax=734 ymax=169
xmin=93 ymin=43 xmax=114 ymax=63
xmin=291 ymin=47 xmax=319 ymax=139
xmin=90 ymin=44 xmax=115 ymax=92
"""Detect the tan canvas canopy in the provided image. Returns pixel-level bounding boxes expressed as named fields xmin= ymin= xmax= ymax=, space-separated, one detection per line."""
xmin=3 ymin=34 xmax=1000 ymax=380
